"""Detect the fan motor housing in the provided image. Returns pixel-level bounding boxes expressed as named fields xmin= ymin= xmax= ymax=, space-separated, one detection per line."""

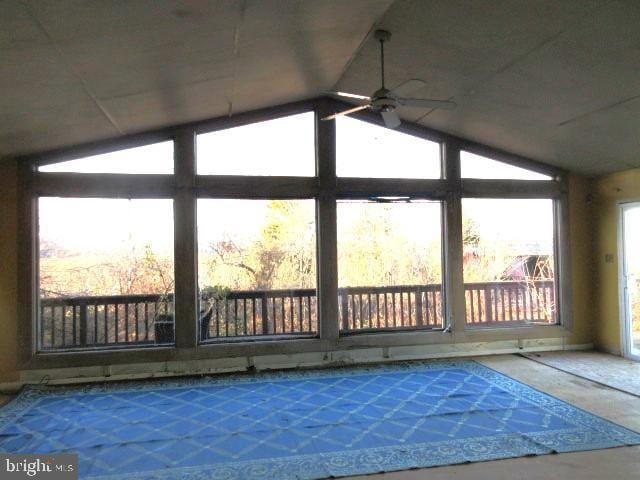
xmin=371 ymin=96 xmax=397 ymax=112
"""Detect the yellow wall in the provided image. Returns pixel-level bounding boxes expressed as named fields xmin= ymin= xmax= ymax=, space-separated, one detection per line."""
xmin=0 ymin=157 xmax=19 ymax=383
xmin=0 ymin=167 xmax=597 ymax=384
xmin=593 ymin=168 xmax=640 ymax=353
xmin=566 ymin=174 xmax=596 ymax=346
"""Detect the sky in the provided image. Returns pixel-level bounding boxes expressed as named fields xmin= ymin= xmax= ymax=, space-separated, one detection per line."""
xmin=39 ymin=198 xmax=175 ymax=254
xmin=38 ymin=114 xmax=554 ymax=256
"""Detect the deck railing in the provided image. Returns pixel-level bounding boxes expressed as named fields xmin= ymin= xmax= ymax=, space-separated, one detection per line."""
xmin=465 ymin=280 xmax=555 ymax=326
xmin=39 ymin=280 xmax=555 ymax=350
xmin=39 ymin=293 xmax=172 ymax=350
xmin=338 ymin=284 xmax=443 ymax=332
xmin=202 ymin=288 xmax=317 ymax=338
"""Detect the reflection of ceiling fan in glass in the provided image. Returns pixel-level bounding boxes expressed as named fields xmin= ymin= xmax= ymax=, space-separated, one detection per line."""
xmin=323 ymin=30 xmax=456 ymax=129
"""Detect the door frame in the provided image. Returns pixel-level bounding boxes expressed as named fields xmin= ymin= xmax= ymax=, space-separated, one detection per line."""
xmin=618 ymin=201 xmax=640 ymax=361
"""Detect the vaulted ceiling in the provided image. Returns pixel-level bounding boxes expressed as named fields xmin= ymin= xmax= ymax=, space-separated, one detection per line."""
xmin=2 ymin=0 xmax=640 ymax=176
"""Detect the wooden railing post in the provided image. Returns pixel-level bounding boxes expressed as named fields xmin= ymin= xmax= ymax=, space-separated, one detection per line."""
xmin=415 ymin=289 xmax=423 ymax=326
xmin=261 ymin=293 xmax=269 ymax=335
xmin=484 ymin=286 xmax=493 ymax=323
xmin=79 ymin=302 xmax=87 ymax=347
xmin=340 ymin=289 xmax=349 ymax=331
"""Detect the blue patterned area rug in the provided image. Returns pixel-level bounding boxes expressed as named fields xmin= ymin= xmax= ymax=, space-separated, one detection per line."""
xmin=1 ymin=360 xmax=640 ymax=479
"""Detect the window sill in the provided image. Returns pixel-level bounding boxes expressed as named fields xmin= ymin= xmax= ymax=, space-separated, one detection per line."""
xmin=22 ymin=324 xmax=572 ymax=371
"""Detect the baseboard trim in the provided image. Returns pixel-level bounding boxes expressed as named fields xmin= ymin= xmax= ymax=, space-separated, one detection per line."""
xmin=594 ymin=345 xmax=622 ymax=356
xmin=0 ymin=340 xmax=593 ymax=394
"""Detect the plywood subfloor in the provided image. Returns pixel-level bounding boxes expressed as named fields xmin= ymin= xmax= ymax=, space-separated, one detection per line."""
xmin=522 ymin=350 xmax=640 ymax=397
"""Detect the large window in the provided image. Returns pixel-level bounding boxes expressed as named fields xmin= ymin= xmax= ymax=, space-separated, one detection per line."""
xmin=38 ymin=198 xmax=175 ymax=350
xmin=337 ymin=201 xmax=443 ymax=332
xmin=25 ymin=101 xmax=568 ymax=361
xmin=197 ymin=199 xmax=317 ymax=340
xmin=462 ymin=199 xmax=557 ymax=327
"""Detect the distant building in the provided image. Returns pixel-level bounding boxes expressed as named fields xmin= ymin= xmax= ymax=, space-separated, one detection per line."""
xmin=501 ymin=255 xmax=552 ymax=281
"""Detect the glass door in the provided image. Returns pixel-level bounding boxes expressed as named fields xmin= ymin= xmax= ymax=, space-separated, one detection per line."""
xmin=621 ymin=203 xmax=640 ymax=360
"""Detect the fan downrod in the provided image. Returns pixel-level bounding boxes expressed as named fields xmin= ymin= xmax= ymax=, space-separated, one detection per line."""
xmin=374 ymin=29 xmax=391 ymax=42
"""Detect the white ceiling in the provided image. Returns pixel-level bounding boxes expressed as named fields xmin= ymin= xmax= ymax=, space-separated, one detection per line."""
xmin=2 ymin=0 xmax=640 ymax=176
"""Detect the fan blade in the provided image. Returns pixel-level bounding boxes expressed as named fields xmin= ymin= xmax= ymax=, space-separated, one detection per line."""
xmin=321 ymin=104 xmax=369 ymax=121
xmin=326 ymin=91 xmax=371 ymax=101
xmin=390 ymin=79 xmax=427 ymax=97
xmin=398 ymin=97 xmax=457 ymax=110
xmin=381 ymin=109 xmax=401 ymax=129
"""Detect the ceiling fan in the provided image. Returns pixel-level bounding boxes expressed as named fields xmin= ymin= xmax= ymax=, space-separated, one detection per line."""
xmin=323 ymin=29 xmax=456 ymax=129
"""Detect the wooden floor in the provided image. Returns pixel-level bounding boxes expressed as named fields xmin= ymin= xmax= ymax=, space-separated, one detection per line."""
xmin=349 ymin=353 xmax=640 ymax=480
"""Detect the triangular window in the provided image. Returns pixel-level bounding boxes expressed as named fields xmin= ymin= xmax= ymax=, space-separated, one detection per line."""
xmin=461 ymin=151 xmax=551 ymax=180
xmin=39 ymin=141 xmax=174 ymax=174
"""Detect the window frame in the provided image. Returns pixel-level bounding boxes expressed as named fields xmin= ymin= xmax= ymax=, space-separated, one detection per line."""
xmin=195 ymin=197 xmax=320 ymax=342
xmin=36 ymin=196 xmax=177 ymax=351
xmin=460 ymin=196 xmax=561 ymax=328
xmin=335 ymin=198 xmax=447 ymax=334
xmin=16 ymin=97 xmax=572 ymax=371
